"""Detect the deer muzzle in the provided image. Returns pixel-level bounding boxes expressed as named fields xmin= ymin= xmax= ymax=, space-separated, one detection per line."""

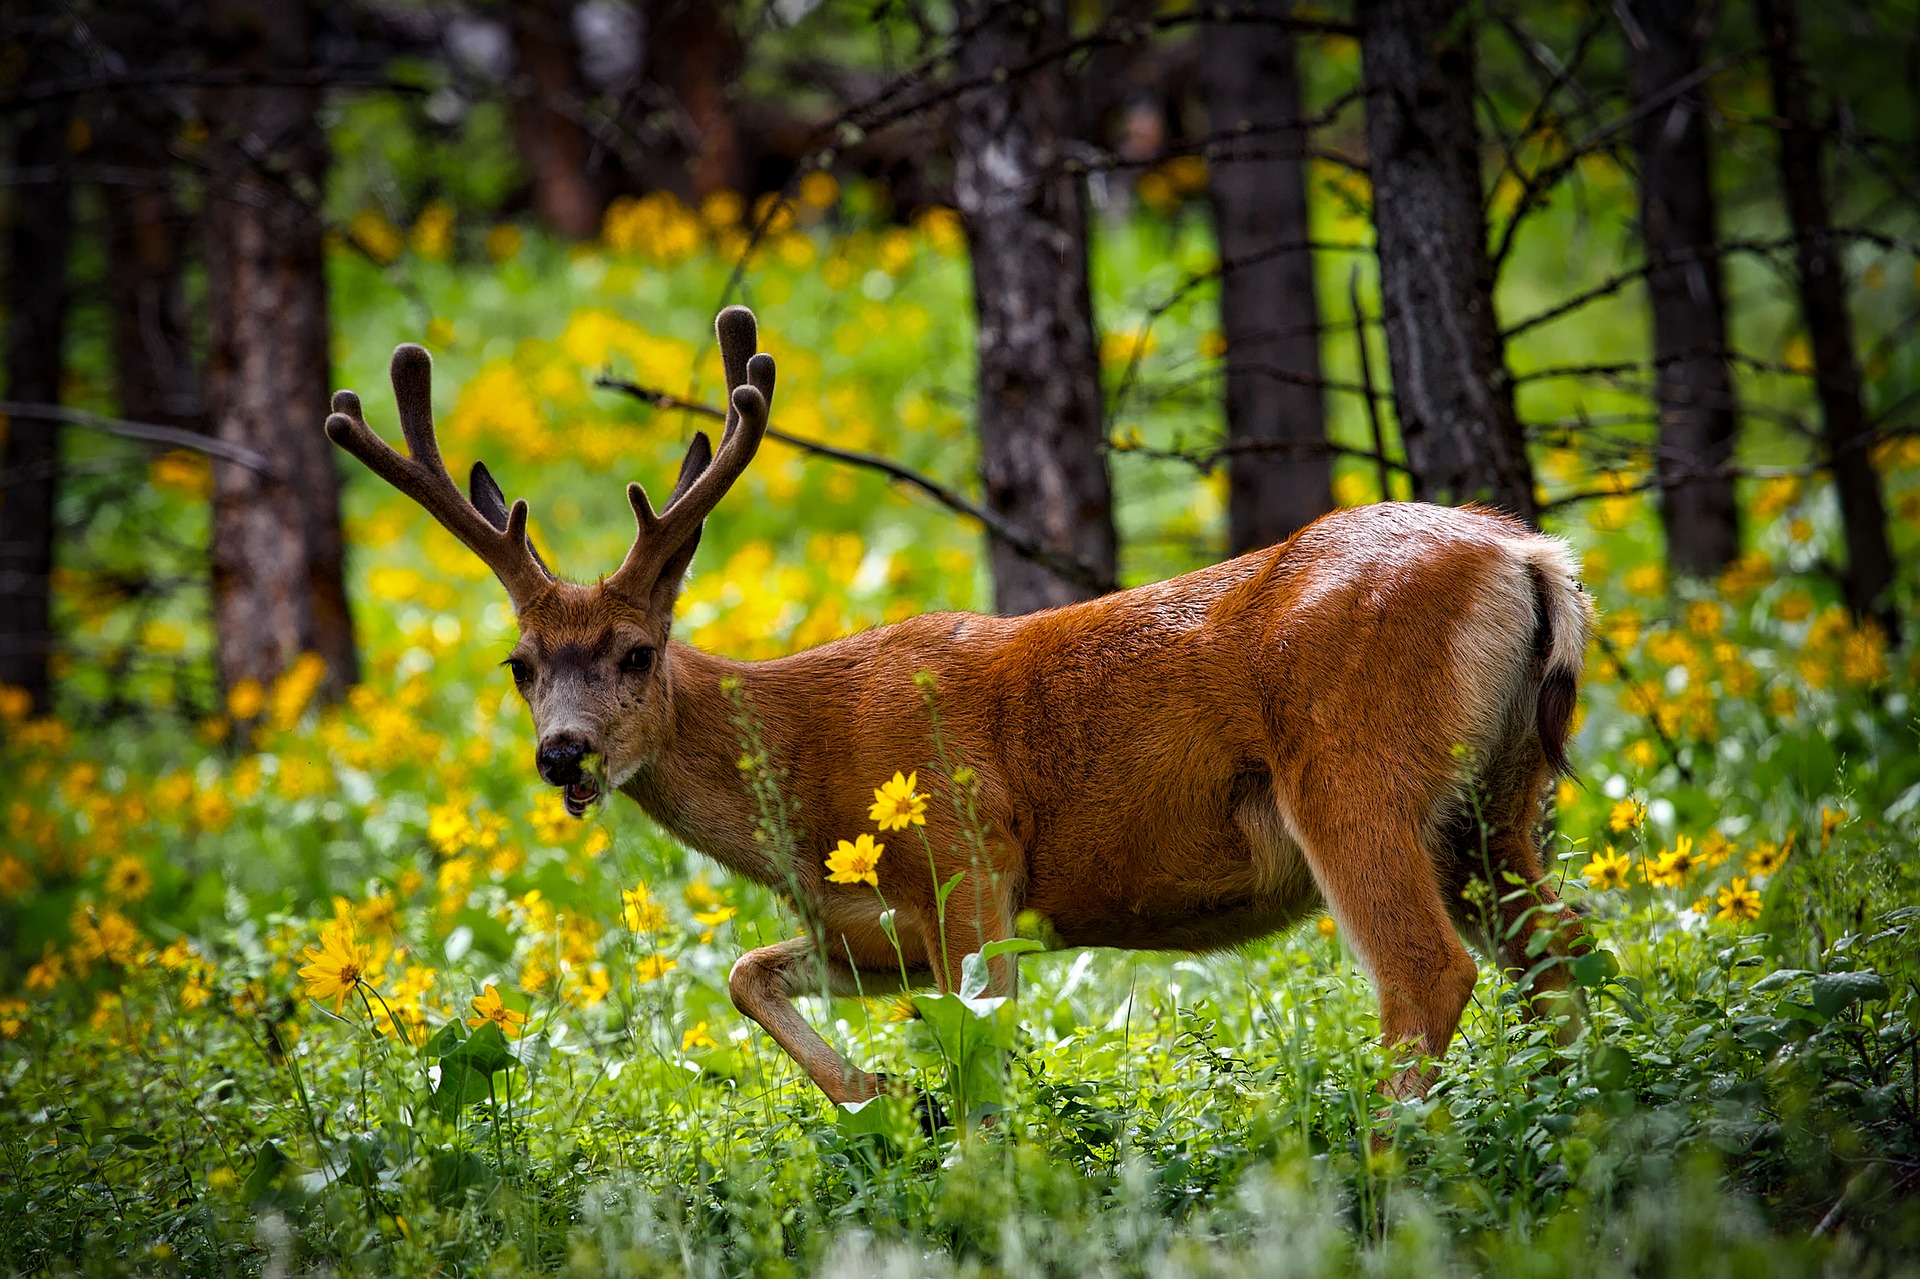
xmin=536 ymin=735 xmax=602 ymax=817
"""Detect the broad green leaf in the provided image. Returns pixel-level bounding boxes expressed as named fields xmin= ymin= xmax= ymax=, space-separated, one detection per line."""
xmin=432 ymin=1061 xmax=495 ymax=1118
xmin=423 ymin=1020 xmax=465 ymax=1058
xmin=1811 ymin=970 xmax=1889 ymax=1018
xmin=445 ymin=1020 xmax=512 ymax=1075
xmin=428 ymin=1148 xmax=494 ymax=1206
xmin=242 ymin=1141 xmax=291 ymax=1205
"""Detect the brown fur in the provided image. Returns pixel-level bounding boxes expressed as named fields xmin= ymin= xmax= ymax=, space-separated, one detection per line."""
xmin=332 ymin=312 xmax=1597 ymax=1107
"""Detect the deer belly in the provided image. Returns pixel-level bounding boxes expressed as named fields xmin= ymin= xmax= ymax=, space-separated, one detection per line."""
xmin=1035 ymin=814 xmax=1322 ymax=953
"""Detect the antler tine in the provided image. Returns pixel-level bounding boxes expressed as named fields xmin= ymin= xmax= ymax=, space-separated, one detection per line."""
xmin=653 ymin=332 xmax=774 ymax=545
xmin=714 ymin=304 xmax=758 ymax=437
xmin=608 ymin=310 xmax=775 ymax=595
xmin=324 ymin=344 xmax=552 ymax=610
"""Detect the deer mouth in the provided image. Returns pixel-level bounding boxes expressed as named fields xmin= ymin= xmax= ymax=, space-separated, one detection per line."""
xmin=562 ymin=779 xmax=601 ymax=817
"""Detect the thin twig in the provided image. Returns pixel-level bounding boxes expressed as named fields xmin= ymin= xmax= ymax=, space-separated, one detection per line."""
xmin=0 ymin=401 xmax=277 ymax=475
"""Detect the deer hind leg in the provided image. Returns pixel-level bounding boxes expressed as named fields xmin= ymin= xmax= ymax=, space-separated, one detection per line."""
xmin=728 ymin=935 xmax=924 ymax=1104
xmin=1278 ymin=775 xmax=1479 ymax=1101
xmin=1441 ymin=744 xmax=1589 ymax=1041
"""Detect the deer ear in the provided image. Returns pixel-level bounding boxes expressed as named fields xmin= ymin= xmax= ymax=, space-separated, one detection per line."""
xmin=668 ymin=432 xmax=713 ymax=507
xmin=646 ymin=436 xmax=714 ymax=613
xmin=471 ymin=461 xmax=555 ymax=578
xmin=470 ymin=461 xmax=511 ymax=530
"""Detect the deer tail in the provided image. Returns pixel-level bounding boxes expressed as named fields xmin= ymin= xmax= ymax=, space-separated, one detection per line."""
xmin=1519 ymin=537 xmax=1594 ymax=777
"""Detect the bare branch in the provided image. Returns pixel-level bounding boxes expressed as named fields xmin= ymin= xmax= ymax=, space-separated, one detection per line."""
xmin=0 ymin=401 xmax=276 ymax=475
xmin=593 ymin=376 xmax=1119 ymax=595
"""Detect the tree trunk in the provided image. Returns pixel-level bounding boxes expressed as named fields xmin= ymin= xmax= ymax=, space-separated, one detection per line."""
xmin=1202 ymin=2 xmax=1331 ymax=551
xmin=0 ymin=98 xmax=75 ymax=713
xmin=100 ymin=82 xmax=201 ymax=431
xmin=1359 ymin=0 xmax=1536 ymax=522
xmin=951 ymin=0 xmax=1118 ymax=615
xmin=1627 ymin=0 xmax=1740 ymax=577
xmin=201 ymin=0 xmax=358 ymax=700
xmin=1757 ymin=0 xmax=1898 ymax=635
xmin=643 ymin=0 xmax=744 ymax=201
xmin=509 ymin=0 xmax=602 ymax=238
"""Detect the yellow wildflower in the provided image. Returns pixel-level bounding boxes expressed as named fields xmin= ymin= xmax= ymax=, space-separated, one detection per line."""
xmin=298 ymin=918 xmax=370 ymax=1013
xmin=1623 ymin=740 xmax=1658 ymax=772
xmin=1821 ymin=806 xmax=1846 ymax=849
xmin=681 ymin=1021 xmax=718 ymax=1051
xmin=868 ymin=770 xmax=928 ymax=832
xmin=89 ymin=992 xmax=122 ymax=1031
xmin=1316 ymin=915 xmax=1338 ymax=939
xmin=466 ymin=983 xmax=528 ymax=1039
xmin=227 ymin=678 xmax=265 ymax=721
xmin=826 ymin=834 xmax=884 ymax=887
xmin=1715 ymin=878 xmax=1763 ymax=924
xmin=683 ymin=876 xmax=725 ymax=912
xmin=158 ymin=939 xmax=200 ymax=972
xmin=181 ymin=977 xmax=212 ymax=1010
xmin=566 ymin=965 xmax=611 ymax=1007
xmin=1746 ymin=834 xmax=1793 ymax=877
xmin=25 ymin=949 xmax=65 ymax=992
xmin=103 ymin=855 xmax=153 ymax=902
xmin=0 ymin=853 xmax=33 ymax=899
xmin=0 ymin=998 xmax=26 ymax=1037
xmin=72 ymin=907 xmax=143 ymax=967
xmin=1582 ymin=847 xmax=1634 ymax=891
xmin=1647 ymin=835 xmax=1699 ymax=889
xmin=1684 ymin=601 xmax=1724 ymax=636
xmin=1609 ymin=798 xmax=1646 ymax=833
xmin=622 ymin=883 xmax=668 ymax=934
xmin=634 ymin=954 xmax=677 ymax=984
xmin=1698 ymin=830 xmax=1734 ymax=868
xmin=693 ymin=906 xmax=736 ymax=943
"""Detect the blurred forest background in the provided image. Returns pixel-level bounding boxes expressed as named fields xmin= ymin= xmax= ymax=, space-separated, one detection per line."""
xmin=2 ymin=0 xmax=1919 ymax=1275
xmin=2 ymin=0 xmax=1913 ymax=710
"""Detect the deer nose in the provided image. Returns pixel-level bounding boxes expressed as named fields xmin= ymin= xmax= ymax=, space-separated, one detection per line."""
xmin=536 ymin=735 xmax=589 ymax=786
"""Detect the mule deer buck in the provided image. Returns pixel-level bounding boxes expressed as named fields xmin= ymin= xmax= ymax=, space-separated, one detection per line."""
xmin=326 ymin=306 xmax=1595 ymax=1105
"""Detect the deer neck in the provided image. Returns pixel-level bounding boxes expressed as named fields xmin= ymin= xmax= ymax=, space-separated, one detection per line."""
xmin=616 ymin=640 xmax=795 ymax=886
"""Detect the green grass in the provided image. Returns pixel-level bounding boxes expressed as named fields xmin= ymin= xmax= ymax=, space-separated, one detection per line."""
xmin=3 ymin=188 xmax=1919 ymax=1276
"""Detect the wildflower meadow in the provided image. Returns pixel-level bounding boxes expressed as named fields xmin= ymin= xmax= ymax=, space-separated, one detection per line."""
xmin=3 ymin=177 xmax=1919 ymax=1277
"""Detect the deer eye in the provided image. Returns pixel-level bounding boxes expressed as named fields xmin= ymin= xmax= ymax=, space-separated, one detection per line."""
xmin=621 ymin=645 xmax=655 ymax=676
xmin=505 ymin=657 xmax=531 ymax=686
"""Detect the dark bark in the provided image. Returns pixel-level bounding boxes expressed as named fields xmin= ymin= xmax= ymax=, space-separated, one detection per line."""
xmin=97 ymin=4 xmax=201 ymax=432
xmin=201 ymin=0 xmax=358 ymax=698
xmin=643 ymin=0 xmax=744 ymax=201
xmin=1627 ymin=0 xmax=1740 ymax=577
xmin=1359 ymin=0 xmax=1536 ymax=522
xmin=1757 ymin=0 xmax=1898 ymax=635
xmin=0 ymin=99 xmax=75 ymax=712
xmin=1202 ymin=1 xmax=1331 ymax=551
xmin=509 ymin=0 xmax=602 ymax=237
xmin=951 ymin=0 xmax=1118 ymax=615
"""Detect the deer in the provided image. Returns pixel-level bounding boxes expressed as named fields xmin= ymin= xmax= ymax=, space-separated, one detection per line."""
xmin=324 ymin=305 xmax=1596 ymax=1108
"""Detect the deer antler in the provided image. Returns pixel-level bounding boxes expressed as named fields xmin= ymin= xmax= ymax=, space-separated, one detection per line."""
xmin=324 ymin=344 xmax=555 ymax=611
xmin=606 ymin=305 xmax=776 ymax=595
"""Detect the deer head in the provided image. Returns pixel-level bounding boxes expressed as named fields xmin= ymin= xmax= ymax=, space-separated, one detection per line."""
xmin=325 ymin=306 xmax=775 ymax=816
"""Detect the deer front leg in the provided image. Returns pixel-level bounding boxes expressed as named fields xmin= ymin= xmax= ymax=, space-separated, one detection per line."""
xmin=728 ymin=934 xmax=914 ymax=1104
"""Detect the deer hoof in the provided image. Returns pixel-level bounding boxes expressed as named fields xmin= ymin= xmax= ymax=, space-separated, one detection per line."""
xmin=873 ymin=1072 xmax=947 ymax=1135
